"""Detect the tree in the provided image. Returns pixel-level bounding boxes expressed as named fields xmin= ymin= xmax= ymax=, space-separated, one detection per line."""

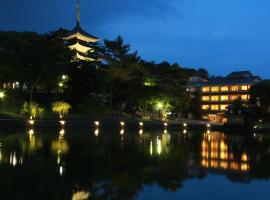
xmin=249 ymin=81 xmax=270 ymax=116
xmin=51 ymin=101 xmax=71 ymax=118
xmin=0 ymin=30 xmax=74 ymax=102
xmin=21 ymin=102 xmax=44 ymax=119
xmin=101 ymin=36 xmax=143 ymax=114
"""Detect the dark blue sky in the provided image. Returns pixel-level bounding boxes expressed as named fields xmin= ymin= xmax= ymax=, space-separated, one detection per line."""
xmin=1 ymin=0 xmax=270 ymax=78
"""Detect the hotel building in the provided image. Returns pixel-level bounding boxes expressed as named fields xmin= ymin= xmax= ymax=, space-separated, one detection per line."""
xmin=189 ymin=71 xmax=261 ymax=122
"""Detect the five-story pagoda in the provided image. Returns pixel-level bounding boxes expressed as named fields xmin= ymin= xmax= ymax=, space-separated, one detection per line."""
xmin=64 ymin=0 xmax=99 ymax=61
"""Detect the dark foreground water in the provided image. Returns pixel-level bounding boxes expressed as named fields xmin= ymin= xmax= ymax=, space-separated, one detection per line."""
xmin=0 ymin=127 xmax=269 ymax=200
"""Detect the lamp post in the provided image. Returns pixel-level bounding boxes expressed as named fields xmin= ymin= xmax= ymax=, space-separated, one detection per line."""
xmin=0 ymin=91 xmax=5 ymax=114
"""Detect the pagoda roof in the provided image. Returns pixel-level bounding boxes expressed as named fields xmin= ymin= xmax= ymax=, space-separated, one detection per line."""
xmin=66 ymin=24 xmax=99 ymax=40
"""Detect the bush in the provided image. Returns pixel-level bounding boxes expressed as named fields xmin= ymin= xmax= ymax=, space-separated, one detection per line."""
xmin=51 ymin=101 xmax=71 ymax=118
xmin=21 ymin=102 xmax=44 ymax=119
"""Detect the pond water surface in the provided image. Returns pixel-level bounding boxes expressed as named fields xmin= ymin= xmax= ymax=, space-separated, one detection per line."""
xmin=0 ymin=127 xmax=269 ymax=200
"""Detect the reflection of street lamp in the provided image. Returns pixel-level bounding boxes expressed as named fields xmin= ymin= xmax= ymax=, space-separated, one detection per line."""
xmin=0 ymin=91 xmax=5 ymax=113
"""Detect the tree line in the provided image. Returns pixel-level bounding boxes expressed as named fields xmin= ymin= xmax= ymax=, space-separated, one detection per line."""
xmin=0 ymin=29 xmax=208 ymax=119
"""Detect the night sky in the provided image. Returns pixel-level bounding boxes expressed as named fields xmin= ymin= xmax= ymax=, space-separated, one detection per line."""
xmin=1 ymin=0 xmax=270 ymax=78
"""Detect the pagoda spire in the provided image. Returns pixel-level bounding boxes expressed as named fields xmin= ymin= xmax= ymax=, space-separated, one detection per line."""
xmin=76 ymin=0 xmax=80 ymax=26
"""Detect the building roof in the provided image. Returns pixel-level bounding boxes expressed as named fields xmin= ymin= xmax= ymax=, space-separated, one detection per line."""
xmin=200 ymin=76 xmax=261 ymax=86
xmin=226 ymin=71 xmax=254 ymax=79
xmin=198 ymin=71 xmax=261 ymax=86
xmin=67 ymin=24 xmax=98 ymax=40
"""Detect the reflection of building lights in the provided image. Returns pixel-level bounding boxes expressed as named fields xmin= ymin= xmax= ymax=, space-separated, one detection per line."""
xmin=241 ymin=163 xmax=249 ymax=171
xmin=157 ymin=137 xmax=162 ymax=155
xmin=150 ymin=141 xmax=153 ymax=155
xmin=60 ymin=129 xmax=65 ymax=136
xmin=201 ymin=159 xmax=208 ymax=167
xmin=164 ymin=129 xmax=168 ymax=134
xmin=120 ymin=129 xmax=125 ymax=135
xmin=94 ymin=121 xmax=100 ymax=126
xmin=230 ymin=162 xmax=238 ymax=170
xmin=211 ymin=160 xmax=218 ymax=168
xmin=59 ymin=120 xmax=66 ymax=126
xmin=94 ymin=129 xmax=99 ymax=136
xmin=164 ymin=122 xmax=168 ymax=127
xmin=207 ymin=123 xmax=211 ymax=128
xmin=220 ymin=161 xmax=228 ymax=169
xmin=139 ymin=129 xmax=143 ymax=135
xmin=201 ymin=132 xmax=250 ymax=172
xmin=207 ymin=130 xmax=210 ymax=134
xmin=241 ymin=152 xmax=248 ymax=162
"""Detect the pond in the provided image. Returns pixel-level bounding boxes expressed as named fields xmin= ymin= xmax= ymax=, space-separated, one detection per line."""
xmin=0 ymin=127 xmax=269 ymax=200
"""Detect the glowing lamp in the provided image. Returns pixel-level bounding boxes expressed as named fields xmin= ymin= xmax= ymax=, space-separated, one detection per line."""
xmin=120 ymin=122 xmax=125 ymax=127
xmin=94 ymin=121 xmax=100 ymax=126
xmin=28 ymin=129 xmax=34 ymax=135
xmin=60 ymin=120 xmax=66 ymax=126
xmin=94 ymin=129 xmax=99 ymax=136
xmin=28 ymin=120 xmax=35 ymax=125
xmin=120 ymin=129 xmax=125 ymax=135
xmin=60 ymin=129 xmax=65 ymax=136
xmin=0 ymin=91 xmax=5 ymax=99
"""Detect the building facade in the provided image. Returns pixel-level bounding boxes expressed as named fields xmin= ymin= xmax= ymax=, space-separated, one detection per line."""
xmin=189 ymin=71 xmax=261 ymax=122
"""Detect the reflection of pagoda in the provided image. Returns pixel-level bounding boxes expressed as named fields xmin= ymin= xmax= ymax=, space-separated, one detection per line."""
xmin=64 ymin=0 xmax=99 ymax=61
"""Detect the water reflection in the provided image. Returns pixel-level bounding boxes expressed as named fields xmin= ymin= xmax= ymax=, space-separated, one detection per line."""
xmin=0 ymin=129 xmax=269 ymax=199
xmin=201 ymin=132 xmax=249 ymax=172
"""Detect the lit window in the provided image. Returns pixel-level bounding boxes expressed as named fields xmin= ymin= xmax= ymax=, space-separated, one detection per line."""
xmin=211 ymin=87 xmax=219 ymax=92
xmin=202 ymin=96 xmax=210 ymax=101
xmin=211 ymin=96 xmax=219 ymax=101
xmin=202 ymin=87 xmax=210 ymax=92
xmin=241 ymin=85 xmax=248 ymax=91
xmin=220 ymin=105 xmax=228 ymax=110
xmin=221 ymin=86 xmax=229 ymax=92
xmin=211 ymin=105 xmax=219 ymax=111
xmin=220 ymin=95 xmax=228 ymax=101
xmin=202 ymin=105 xmax=210 ymax=110
xmin=231 ymin=86 xmax=239 ymax=91
xmin=230 ymin=95 xmax=239 ymax=101
xmin=241 ymin=95 xmax=249 ymax=101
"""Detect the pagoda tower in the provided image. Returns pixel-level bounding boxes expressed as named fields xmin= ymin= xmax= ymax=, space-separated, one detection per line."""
xmin=64 ymin=0 xmax=99 ymax=61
